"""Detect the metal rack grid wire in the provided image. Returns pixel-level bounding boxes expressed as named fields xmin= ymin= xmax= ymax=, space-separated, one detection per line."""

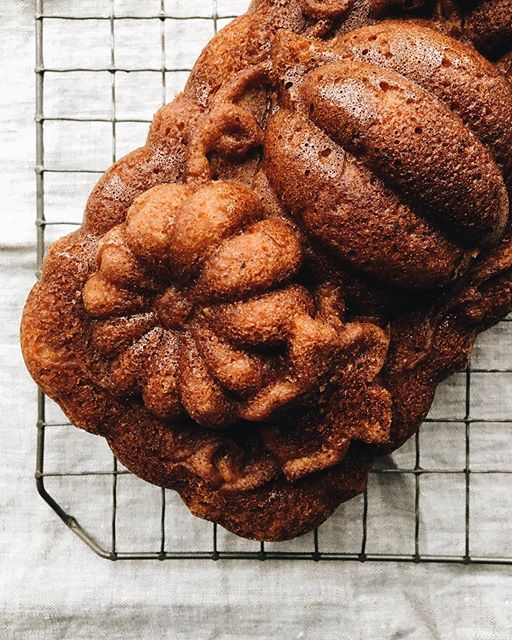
xmin=34 ymin=0 xmax=512 ymax=563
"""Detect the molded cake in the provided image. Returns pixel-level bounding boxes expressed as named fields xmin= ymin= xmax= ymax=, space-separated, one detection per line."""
xmin=21 ymin=0 xmax=512 ymax=540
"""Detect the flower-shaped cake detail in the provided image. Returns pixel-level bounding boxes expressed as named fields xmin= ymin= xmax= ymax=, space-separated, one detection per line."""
xmin=82 ymin=180 xmax=391 ymax=437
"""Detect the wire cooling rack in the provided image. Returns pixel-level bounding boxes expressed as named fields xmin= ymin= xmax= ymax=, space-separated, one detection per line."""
xmin=34 ymin=0 xmax=512 ymax=563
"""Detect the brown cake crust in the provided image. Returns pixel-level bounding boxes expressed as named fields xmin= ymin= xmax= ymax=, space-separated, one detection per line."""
xmin=463 ymin=0 xmax=512 ymax=59
xmin=21 ymin=0 xmax=512 ymax=540
xmin=265 ymin=22 xmax=510 ymax=290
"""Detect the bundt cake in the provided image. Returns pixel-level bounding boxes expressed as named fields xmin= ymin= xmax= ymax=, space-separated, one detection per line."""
xmin=21 ymin=0 xmax=512 ymax=540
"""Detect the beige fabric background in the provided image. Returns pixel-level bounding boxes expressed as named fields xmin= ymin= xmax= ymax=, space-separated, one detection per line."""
xmin=2 ymin=1 xmax=512 ymax=638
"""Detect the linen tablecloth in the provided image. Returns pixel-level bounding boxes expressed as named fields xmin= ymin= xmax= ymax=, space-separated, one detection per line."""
xmin=2 ymin=1 xmax=512 ymax=637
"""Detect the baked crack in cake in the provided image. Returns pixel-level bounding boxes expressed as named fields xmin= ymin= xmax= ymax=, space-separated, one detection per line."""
xmin=22 ymin=0 xmax=512 ymax=540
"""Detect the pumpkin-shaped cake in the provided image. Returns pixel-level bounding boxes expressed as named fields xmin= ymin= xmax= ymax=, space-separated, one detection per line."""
xmin=265 ymin=22 xmax=511 ymax=291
